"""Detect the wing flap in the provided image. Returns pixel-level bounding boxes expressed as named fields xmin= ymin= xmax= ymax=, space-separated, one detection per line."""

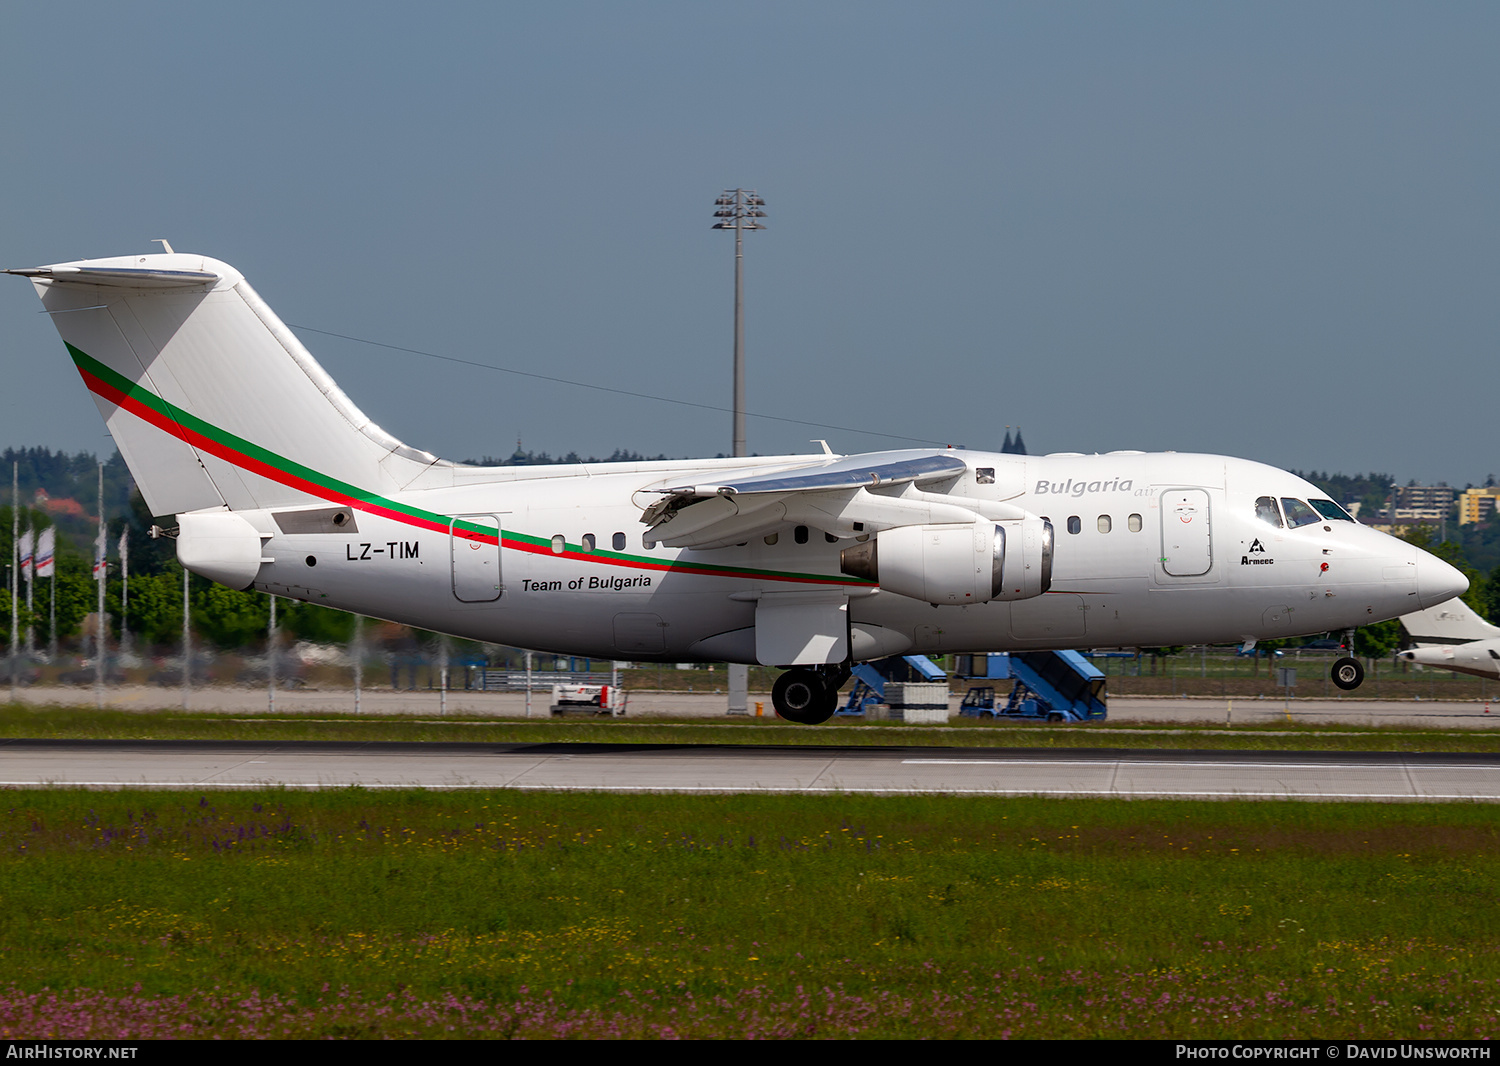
xmin=755 ymin=590 xmax=848 ymax=666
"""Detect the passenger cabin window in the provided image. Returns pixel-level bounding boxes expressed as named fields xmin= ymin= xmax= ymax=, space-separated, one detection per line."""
xmin=1097 ymin=515 xmax=1111 ymax=534
xmin=1255 ymin=496 xmax=1284 ymax=527
xmin=1281 ymin=498 xmax=1321 ymax=528
xmin=794 ymin=525 xmax=809 ymax=544
xmin=1309 ymin=499 xmax=1354 ymax=522
xmin=1067 ymin=516 xmax=1081 ymax=535
xmin=612 ymin=532 xmax=626 ymax=551
xmin=1128 ymin=513 xmax=1142 ymax=533
xmin=581 ymin=534 xmax=595 ymax=553
xmin=550 ymin=535 xmax=565 ymax=554
xmin=764 ymin=532 xmax=779 ymax=545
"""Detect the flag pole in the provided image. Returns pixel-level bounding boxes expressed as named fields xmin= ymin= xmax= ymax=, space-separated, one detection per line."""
xmin=22 ymin=522 xmax=33 ymax=656
xmin=118 ymin=527 xmax=129 ymax=661
xmin=95 ymin=462 xmax=106 ymax=710
xmin=353 ymin=614 xmax=363 ymax=714
xmin=9 ymin=461 xmax=17 ymax=704
xmin=182 ymin=568 xmax=191 ymax=710
xmin=267 ymin=595 xmax=276 ymax=714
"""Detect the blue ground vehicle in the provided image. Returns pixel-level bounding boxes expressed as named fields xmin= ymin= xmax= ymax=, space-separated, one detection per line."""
xmin=954 ymin=652 xmax=1107 ymax=723
xmin=839 ymin=655 xmax=947 ymax=715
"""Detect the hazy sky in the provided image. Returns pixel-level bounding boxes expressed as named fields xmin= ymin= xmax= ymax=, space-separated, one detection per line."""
xmin=2 ymin=3 xmax=1497 ymax=485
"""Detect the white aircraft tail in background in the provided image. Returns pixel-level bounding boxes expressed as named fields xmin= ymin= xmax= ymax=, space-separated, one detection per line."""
xmin=1398 ymin=597 xmax=1500 ymax=680
xmin=1401 ymin=597 xmax=1500 ymax=645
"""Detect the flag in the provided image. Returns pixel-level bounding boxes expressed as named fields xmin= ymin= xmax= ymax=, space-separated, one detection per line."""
xmin=18 ymin=530 xmax=33 ymax=583
xmin=93 ymin=526 xmax=107 ymax=581
xmin=118 ymin=528 xmax=129 ymax=576
xmin=35 ymin=528 xmax=54 ymax=579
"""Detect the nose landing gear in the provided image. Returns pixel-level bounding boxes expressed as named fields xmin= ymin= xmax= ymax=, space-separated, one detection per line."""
xmin=1331 ymin=657 xmax=1364 ymax=691
xmin=1330 ymin=627 xmax=1365 ymax=690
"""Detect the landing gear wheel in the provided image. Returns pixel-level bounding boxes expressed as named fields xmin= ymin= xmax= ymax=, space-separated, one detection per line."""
xmin=1331 ymin=656 xmax=1365 ymax=691
xmin=772 ymin=669 xmax=837 ymax=725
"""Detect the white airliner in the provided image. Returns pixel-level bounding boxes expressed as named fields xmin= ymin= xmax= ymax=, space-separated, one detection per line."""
xmin=6 ymin=251 xmax=1468 ymax=722
xmin=1396 ymin=597 xmax=1500 ymax=679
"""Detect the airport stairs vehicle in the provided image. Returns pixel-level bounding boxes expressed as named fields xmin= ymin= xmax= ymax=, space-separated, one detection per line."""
xmin=955 ymin=651 xmax=1107 ymax=723
xmin=839 ymin=655 xmax=947 ymax=716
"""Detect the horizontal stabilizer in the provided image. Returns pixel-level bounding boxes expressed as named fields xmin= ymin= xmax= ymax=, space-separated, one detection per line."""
xmin=5 ymin=266 xmax=220 ymax=289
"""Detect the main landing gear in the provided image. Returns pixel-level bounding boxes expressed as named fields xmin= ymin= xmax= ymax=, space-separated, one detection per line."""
xmin=771 ymin=665 xmax=850 ymax=725
xmin=1331 ymin=656 xmax=1365 ymax=691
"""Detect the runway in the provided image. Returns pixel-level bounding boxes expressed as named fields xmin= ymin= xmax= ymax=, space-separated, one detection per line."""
xmin=2 ymin=739 xmax=1498 ymax=800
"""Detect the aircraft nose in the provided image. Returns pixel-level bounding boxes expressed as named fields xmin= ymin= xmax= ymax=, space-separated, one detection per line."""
xmin=1416 ymin=551 xmax=1468 ymax=610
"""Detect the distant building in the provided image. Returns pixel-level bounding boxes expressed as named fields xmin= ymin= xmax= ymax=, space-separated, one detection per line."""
xmin=1459 ymin=486 xmax=1500 ymax=525
xmin=33 ymin=488 xmax=88 ymax=520
xmin=1393 ymin=484 xmax=1453 ymax=523
xmin=1365 ymin=484 xmax=1455 ymax=533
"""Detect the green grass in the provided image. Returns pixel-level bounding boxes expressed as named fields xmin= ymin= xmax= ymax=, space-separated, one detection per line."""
xmin=1 ymin=702 xmax=1498 ymax=1036
xmin=0 ymin=790 xmax=1497 ymax=1037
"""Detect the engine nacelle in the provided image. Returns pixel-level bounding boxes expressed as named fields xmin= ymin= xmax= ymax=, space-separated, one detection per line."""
xmin=993 ymin=516 xmax=1054 ymax=601
xmin=839 ymin=518 xmax=1053 ymax=605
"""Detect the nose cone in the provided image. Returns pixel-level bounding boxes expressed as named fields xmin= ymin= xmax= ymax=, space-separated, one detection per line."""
xmin=1417 ymin=551 xmax=1469 ymax=610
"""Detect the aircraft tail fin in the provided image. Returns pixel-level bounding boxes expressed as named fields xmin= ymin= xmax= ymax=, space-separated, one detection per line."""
xmin=1399 ymin=596 xmax=1500 ymax=646
xmin=9 ymin=253 xmax=445 ymax=517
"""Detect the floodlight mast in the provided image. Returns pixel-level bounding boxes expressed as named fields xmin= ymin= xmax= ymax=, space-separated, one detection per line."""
xmin=714 ymin=189 xmax=766 ymax=718
xmin=712 ymin=190 xmax=766 ymax=460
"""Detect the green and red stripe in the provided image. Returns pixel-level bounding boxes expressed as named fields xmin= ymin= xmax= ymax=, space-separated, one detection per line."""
xmin=69 ymin=343 xmax=871 ymax=587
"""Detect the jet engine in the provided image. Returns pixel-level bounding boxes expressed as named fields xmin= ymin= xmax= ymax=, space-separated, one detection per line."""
xmin=839 ymin=517 xmax=1053 ymax=605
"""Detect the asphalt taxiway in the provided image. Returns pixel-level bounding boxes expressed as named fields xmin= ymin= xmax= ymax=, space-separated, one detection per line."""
xmin=6 ymin=686 xmax=1498 ymax=799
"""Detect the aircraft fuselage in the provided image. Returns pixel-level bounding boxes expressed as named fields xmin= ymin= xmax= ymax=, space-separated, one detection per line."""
xmin=239 ymin=448 xmax=1446 ymax=663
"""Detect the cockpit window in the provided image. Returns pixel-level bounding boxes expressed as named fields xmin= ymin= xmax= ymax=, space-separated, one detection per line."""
xmin=1281 ymin=498 xmax=1321 ymax=528
xmin=1309 ymin=498 xmax=1354 ymax=522
xmin=1255 ymin=496 xmax=1284 ymax=527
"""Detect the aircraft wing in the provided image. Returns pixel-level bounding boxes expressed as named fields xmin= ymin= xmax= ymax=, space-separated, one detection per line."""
xmin=663 ymin=452 xmax=967 ymax=497
xmin=641 ymin=451 xmax=1024 ymax=549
